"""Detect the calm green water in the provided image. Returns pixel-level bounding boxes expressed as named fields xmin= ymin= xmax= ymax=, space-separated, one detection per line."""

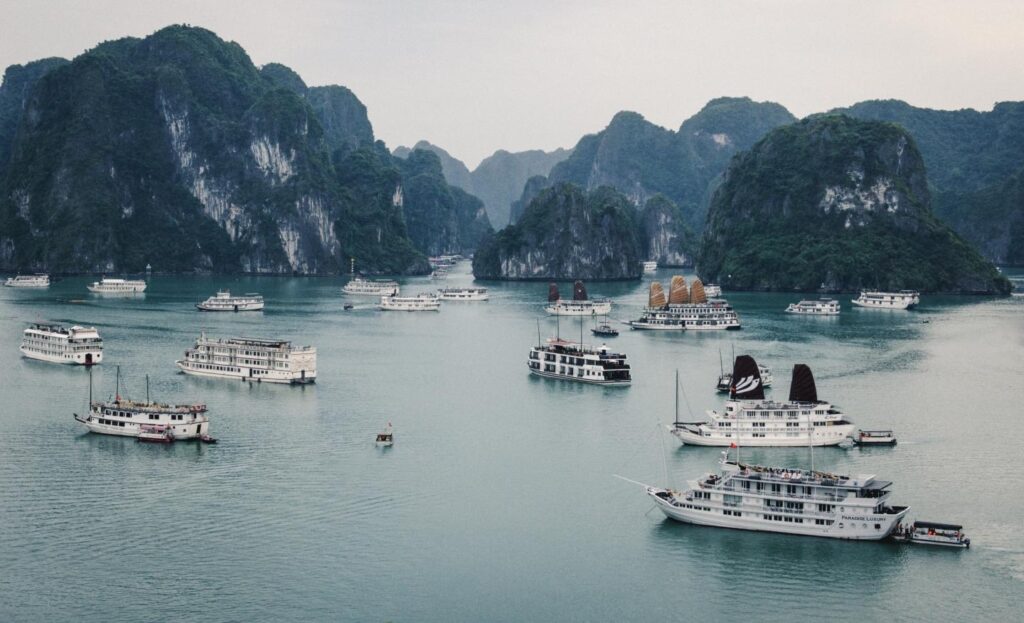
xmin=1 ymin=267 xmax=1022 ymax=622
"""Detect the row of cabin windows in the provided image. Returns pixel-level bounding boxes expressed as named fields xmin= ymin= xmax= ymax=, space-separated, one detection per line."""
xmin=98 ymin=419 xmax=126 ymax=427
xmin=765 ymin=514 xmax=803 ymax=523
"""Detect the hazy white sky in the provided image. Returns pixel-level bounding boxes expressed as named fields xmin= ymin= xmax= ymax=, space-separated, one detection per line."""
xmin=2 ymin=0 xmax=1023 ymax=167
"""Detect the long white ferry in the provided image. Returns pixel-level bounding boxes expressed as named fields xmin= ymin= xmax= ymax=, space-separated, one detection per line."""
xmin=438 ymin=287 xmax=489 ymax=301
xmin=20 ymin=323 xmax=103 ymax=365
xmin=786 ymin=298 xmax=841 ymax=315
xmin=87 ymin=277 xmax=146 ymax=294
xmin=645 ymin=453 xmax=909 ymax=540
xmin=629 ymin=277 xmax=741 ymax=331
xmin=544 ymin=281 xmax=613 ymax=316
xmin=176 ymin=333 xmax=316 ymax=384
xmin=528 ymin=338 xmax=631 ymax=385
xmin=196 ymin=290 xmax=265 ymax=312
xmin=379 ymin=293 xmax=441 ymax=311
xmin=851 ymin=290 xmax=919 ymax=310
xmin=4 ymin=274 xmax=49 ymax=287
xmin=343 ymin=277 xmax=399 ymax=297
xmin=670 ymin=356 xmax=854 ymax=447
xmin=74 ymin=370 xmax=211 ymax=440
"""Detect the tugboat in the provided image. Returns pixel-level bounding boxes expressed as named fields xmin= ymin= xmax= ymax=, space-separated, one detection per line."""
xmin=892 ymin=521 xmax=970 ymax=548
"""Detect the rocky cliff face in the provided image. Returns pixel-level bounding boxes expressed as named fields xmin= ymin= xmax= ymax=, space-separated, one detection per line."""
xmin=640 ymin=195 xmax=695 ymax=266
xmin=0 ymin=25 xmax=479 ymax=274
xmin=698 ymin=115 xmax=1009 ymax=293
xmin=0 ymin=57 xmax=68 ymax=172
xmin=472 ymin=183 xmax=641 ymax=281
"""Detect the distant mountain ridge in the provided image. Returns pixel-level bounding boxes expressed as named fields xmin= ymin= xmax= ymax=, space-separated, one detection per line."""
xmin=393 ymin=140 xmax=570 ymax=226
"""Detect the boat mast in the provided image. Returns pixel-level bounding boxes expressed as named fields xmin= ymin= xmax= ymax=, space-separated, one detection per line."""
xmin=115 ymin=365 xmax=120 ymax=403
xmin=674 ymin=369 xmax=680 ymax=426
xmin=536 ymin=318 xmax=541 ymax=347
xmin=146 ymin=374 xmax=150 ymax=404
xmin=88 ymin=366 xmax=93 ymax=407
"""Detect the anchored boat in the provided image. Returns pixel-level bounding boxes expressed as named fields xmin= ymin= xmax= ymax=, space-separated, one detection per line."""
xmin=629 ymin=276 xmax=740 ymax=331
xmin=20 ymin=323 xmax=103 ymax=366
xmin=544 ymin=281 xmax=612 ymax=316
xmin=892 ymin=521 xmax=970 ymax=548
xmin=527 ymin=337 xmax=631 ymax=385
xmin=196 ymin=290 xmax=265 ymax=312
xmin=87 ymin=277 xmax=146 ymax=294
xmin=4 ymin=274 xmax=49 ymax=287
xmin=851 ymin=290 xmax=920 ymax=310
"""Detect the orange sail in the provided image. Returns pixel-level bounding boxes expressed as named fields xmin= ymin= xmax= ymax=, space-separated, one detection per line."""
xmin=689 ymin=279 xmax=707 ymax=304
xmin=649 ymin=282 xmax=667 ymax=308
xmin=668 ymin=275 xmax=688 ymax=304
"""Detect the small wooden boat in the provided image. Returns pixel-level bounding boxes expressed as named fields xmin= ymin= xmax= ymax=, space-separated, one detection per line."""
xmin=591 ymin=322 xmax=619 ymax=337
xmin=855 ymin=429 xmax=897 ymax=445
xmin=199 ymin=434 xmax=218 ymax=444
xmin=343 ymin=303 xmax=354 ymax=310
xmin=892 ymin=521 xmax=970 ymax=548
xmin=375 ymin=422 xmax=394 ymax=447
xmin=138 ymin=424 xmax=174 ymax=444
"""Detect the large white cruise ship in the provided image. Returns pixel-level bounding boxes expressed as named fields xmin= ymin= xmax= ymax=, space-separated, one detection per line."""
xmin=343 ymin=277 xmax=400 ymax=297
xmin=786 ymin=298 xmax=841 ymax=315
xmin=527 ymin=337 xmax=631 ymax=385
xmin=379 ymin=293 xmax=441 ymax=311
xmin=196 ymin=290 xmax=265 ymax=312
xmin=4 ymin=274 xmax=49 ymax=287
xmin=645 ymin=453 xmax=909 ymax=540
xmin=544 ymin=281 xmax=612 ymax=316
xmin=669 ymin=356 xmax=854 ymax=447
xmin=438 ymin=287 xmax=489 ymax=301
xmin=629 ymin=277 xmax=741 ymax=330
xmin=851 ymin=290 xmax=920 ymax=310
xmin=87 ymin=277 xmax=147 ymax=294
xmin=176 ymin=333 xmax=317 ymax=384
xmin=20 ymin=323 xmax=103 ymax=365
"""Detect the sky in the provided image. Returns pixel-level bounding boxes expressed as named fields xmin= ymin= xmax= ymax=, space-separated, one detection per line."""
xmin=2 ymin=0 xmax=1023 ymax=168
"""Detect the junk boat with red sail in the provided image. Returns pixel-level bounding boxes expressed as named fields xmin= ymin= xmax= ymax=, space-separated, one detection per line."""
xmin=629 ymin=276 xmax=740 ymax=330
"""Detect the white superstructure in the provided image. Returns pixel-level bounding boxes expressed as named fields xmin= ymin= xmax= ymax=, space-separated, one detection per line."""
xmin=75 ymin=398 xmax=211 ymax=440
xmin=672 ymin=358 xmax=854 ymax=447
xmin=196 ymin=290 xmax=265 ymax=312
xmin=20 ymin=323 xmax=103 ymax=365
xmin=528 ymin=338 xmax=631 ymax=385
xmin=642 ymin=260 xmax=658 ymax=274
xmin=438 ymin=287 xmax=489 ymax=301
xmin=786 ymin=298 xmax=841 ymax=315
xmin=379 ymin=293 xmax=441 ymax=311
xmin=87 ymin=277 xmax=146 ymax=294
xmin=4 ymin=274 xmax=49 ymax=287
xmin=176 ymin=333 xmax=316 ymax=384
xmin=343 ymin=277 xmax=399 ymax=297
xmin=704 ymin=284 xmax=722 ymax=298
xmin=851 ymin=290 xmax=919 ymax=310
xmin=645 ymin=454 xmax=909 ymax=540
xmin=544 ymin=281 xmax=612 ymax=316
xmin=629 ymin=277 xmax=741 ymax=331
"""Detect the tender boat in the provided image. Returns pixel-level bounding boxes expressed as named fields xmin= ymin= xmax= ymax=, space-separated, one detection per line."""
xmin=786 ymin=298 xmax=841 ymax=315
xmin=670 ymin=357 xmax=855 ymax=447
xmin=376 ymin=422 xmax=394 ymax=447
xmin=851 ymin=290 xmax=920 ymax=310
xmin=4 ymin=274 xmax=49 ymax=287
xmin=176 ymin=332 xmax=317 ymax=384
xmin=544 ymin=281 xmax=612 ymax=316
xmin=629 ymin=277 xmax=741 ymax=331
xmin=644 ymin=452 xmax=909 ymax=540
xmin=196 ymin=290 xmax=265 ymax=312
xmin=892 ymin=521 xmax=970 ymax=548
xmin=379 ymin=293 xmax=441 ymax=311
xmin=438 ymin=287 xmax=489 ymax=301
xmin=20 ymin=323 xmax=103 ymax=366
xmin=528 ymin=338 xmax=631 ymax=386
xmin=87 ymin=277 xmax=146 ymax=294
xmin=642 ymin=260 xmax=658 ymax=274
xmin=854 ymin=429 xmax=897 ymax=446
xmin=138 ymin=424 xmax=175 ymax=444
xmin=591 ymin=322 xmax=619 ymax=337
xmin=343 ymin=277 xmax=400 ymax=297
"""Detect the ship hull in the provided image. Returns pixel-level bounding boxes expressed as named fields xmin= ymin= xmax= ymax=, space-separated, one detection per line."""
xmin=20 ymin=347 xmax=102 ymax=365
xmin=176 ymin=361 xmax=315 ymax=384
xmin=528 ymin=368 xmax=630 ymax=386
xmin=669 ymin=423 xmax=854 ymax=447
xmin=196 ymin=303 xmax=265 ymax=311
xmin=76 ymin=417 xmax=209 ymax=440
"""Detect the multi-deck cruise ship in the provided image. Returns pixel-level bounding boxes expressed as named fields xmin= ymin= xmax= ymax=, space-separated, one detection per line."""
xmin=851 ymin=290 xmax=920 ymax=310
xmin=176 ymin=333 xmax=317 ymax=384
xmin=527 ymin=338 xmax=631 ymax=385
xmin=629 ymin=276 xmax=741 ymax=330
xmin=645 ymin=453 xmax=909 ymax=540
xmin=20 ymin=323 xmax=103 ymax=365
xmin=786 ymin=298 xmax=841 ymax=315
xmin=87 ymin=277 xmax=147 ymax=294
xmin=343 ymin=277 xmax=400 ymax=297
xmin=670 ymin=356 xmax=854 ymax=447
xmin=437 ymin=287 xmax=489 ymax=301
xmin=196 ymin=290 xmax=265 ymax=312
xmin=4 ymin=274 xmax=49 ymax=287
xmin=544 ymin=281 xmax=612 ymax=316
xmin=379 ymin=293 xmax=441 ymax=311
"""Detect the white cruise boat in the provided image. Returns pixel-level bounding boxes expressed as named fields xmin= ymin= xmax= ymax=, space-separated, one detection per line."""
xmin=196 ymin=290 xmax=265 ymax=312
xmin=176 ymin=333 xmax=317 ymax=384
xmin=645 ymin=453 xmax=909 ymax=540
xmin=851 ymin=290 xmax=919 ymax=310
xmin=379 ymin=293 xmax=441 ymax=311
xmin=544 ymin=281 xmax=612 ymax=316
xmin=74 ymin=369 xmax=211 ymax=440
xmin=20 ymin=323 xmax=103 ymax=365
xmin=528 ymin=338 xmax=631 ymax=385
xmin=438 ymin=287 xmax=489 ymax=301
xmin=629 ymin=277 xmax=741 ymax=331
xmin=87 ymin=277 xmax=146 ymax=294
xmin=4 ymin=274 xmax=49 ymax=287
xmin=786 ymin=298 xmax=841 ymax=315
xmin=704 ymin=284 xmax=722 ymax=298
xmin=670 ymin=357 xmax=854 ymax=447
xmin=343 ymin=277 xmax=400 ymax=297
xmin=642 ymin=260 xmax=658 ymax=274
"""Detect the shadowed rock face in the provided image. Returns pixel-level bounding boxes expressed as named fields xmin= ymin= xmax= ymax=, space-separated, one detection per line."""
xmin=472 ymin=183 xmax=642 ymax=281
xmin=697 ymin=115 xmax=1010 ymax=294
